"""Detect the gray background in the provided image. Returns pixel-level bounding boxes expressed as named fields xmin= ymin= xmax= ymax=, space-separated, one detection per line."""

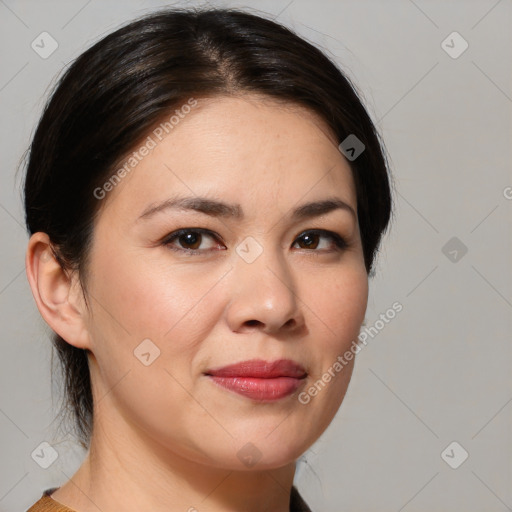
xmin=1 ymin=0 xmax=511 ymax=511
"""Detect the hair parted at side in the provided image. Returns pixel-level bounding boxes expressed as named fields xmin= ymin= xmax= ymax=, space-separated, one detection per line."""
xmin=22 ymin=6 xmax=394 ymax=449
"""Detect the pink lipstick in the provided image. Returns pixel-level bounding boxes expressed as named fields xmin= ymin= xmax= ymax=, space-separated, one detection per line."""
xmin=205 ymin=359 xmax=307 ymax=401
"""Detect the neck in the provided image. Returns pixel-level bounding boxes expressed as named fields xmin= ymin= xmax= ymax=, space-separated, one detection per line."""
xmin=52 ymin=412 xmax=297 ymax=512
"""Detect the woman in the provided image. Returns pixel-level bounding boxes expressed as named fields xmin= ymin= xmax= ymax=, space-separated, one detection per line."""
xmin=24 ymin=6 xmax=393 ymax=511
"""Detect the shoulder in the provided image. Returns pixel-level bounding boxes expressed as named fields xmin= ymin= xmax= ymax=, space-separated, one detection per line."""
xmin=28 ymin=486 xmax=312 ymax=511
xmin=26 ymin=489 xmax=77 ymax=512
xmin=290 ymin=485 xmax=313 ymax=512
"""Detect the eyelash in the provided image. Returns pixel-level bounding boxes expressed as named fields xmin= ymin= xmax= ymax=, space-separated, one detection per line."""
xmin=161 ymin=228 xmax=348 ymax=256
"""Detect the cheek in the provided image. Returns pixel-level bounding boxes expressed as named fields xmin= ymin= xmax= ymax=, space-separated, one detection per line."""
xmin=305 ymin=263 xmax=368 ymax=348
xmin=293 ymin=267 xmax=367 ymax=434
xmin=88 ymin=246 xmax=227 ymax=343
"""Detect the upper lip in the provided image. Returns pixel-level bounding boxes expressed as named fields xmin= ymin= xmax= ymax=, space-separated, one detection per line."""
xmin=205 ymin=359 xmax=307 ymax=379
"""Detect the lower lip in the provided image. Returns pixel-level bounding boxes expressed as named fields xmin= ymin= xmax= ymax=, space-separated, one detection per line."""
xmin=207 ymin=376 xmax=305 ymax=401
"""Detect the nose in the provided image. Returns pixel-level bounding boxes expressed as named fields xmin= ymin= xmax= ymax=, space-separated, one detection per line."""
xmin=225 ymin=244 xmax=305 ymax=335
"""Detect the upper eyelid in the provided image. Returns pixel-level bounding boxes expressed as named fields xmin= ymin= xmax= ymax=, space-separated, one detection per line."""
xmin=163 ymin=228 xmax=221 ymax=241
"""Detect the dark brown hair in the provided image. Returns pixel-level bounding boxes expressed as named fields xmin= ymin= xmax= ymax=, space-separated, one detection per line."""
xmin=22 ymin=6 xmax=394 ymax=448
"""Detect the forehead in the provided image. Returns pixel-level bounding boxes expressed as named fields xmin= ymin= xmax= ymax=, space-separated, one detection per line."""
xmin=98 ymin=94 xmax=356 ymax=220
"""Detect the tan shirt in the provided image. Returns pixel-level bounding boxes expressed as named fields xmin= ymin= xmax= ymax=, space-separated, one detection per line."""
xmin=27 ymin=486 xmax=313 ymax=512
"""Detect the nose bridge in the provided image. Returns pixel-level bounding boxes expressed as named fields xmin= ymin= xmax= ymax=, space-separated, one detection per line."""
xmin=227 ymin=235 xmax=303 ymax=333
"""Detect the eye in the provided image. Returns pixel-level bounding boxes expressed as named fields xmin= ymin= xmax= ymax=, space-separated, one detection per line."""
xmin=162 ymin=228 xmax=348 ymax=255
xmin=292 ymin=229 xmax=348 ymax=252
xmin=162 ymin=228 xmax=225 ymax=254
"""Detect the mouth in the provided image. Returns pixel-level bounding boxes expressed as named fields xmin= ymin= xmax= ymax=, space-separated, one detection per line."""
xmin=204 ymin=359 xmax=308 ymax=401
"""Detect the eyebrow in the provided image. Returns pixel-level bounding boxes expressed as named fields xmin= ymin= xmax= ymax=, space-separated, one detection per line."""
xmin=137 ymin=196 xmax=356 ymax=222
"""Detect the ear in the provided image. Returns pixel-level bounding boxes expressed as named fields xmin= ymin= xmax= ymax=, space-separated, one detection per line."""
xmin=25 ymin=232 xmax=91 ymax=350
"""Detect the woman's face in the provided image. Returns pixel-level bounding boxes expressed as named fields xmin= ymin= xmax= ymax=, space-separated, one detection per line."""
xmin=82 ymin=94 xmax=368 ymax=469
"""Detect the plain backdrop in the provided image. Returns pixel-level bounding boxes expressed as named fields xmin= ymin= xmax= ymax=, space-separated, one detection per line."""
xmin=1 ymin=1 xmax=511 ymax=511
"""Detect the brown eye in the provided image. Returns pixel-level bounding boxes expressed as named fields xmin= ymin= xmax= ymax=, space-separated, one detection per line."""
xmin=293 ymin=230 xmax=348 ymax=251
xmin=296 ymin=232 xmax=321 ymax=249
xmin=176 ymin=231 xmax=202 ymax=250
xmin=163 ymin=229 xmax=224 ymax=253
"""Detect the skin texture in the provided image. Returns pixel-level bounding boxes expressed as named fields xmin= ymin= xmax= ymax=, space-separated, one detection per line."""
xmin=26 ymin=94 xmax=369 ymax=512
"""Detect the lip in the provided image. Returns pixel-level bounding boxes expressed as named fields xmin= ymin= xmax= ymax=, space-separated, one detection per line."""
xmin=205 ymin=359 xmax=307 ymax=378
xmin=204 ymin=359 xmax=307 ymax=401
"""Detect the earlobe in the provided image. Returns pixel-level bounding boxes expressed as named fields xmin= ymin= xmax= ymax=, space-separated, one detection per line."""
xmin=25 ymin=232 xmax=91 ymax=350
